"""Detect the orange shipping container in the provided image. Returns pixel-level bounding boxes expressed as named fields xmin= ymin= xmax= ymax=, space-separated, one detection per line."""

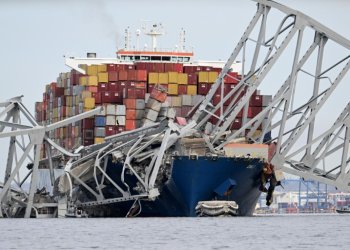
xmin=126 ymin=109 xmax=136 ymax=120
xmin=119 ymin=70 xmax=128 ymax=81
xmin=125 ymin=120 xmax=137 ymax=131
xmin=136 ymin=70 xmax=147 ymax=81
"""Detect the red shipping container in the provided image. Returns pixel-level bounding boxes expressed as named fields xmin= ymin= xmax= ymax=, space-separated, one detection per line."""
xmin=198 ymin=83 xmax=209 ymax=95
xmin=108 ymin=71 xmax=118 ymax=82
xmin=148 ymin=85 xmax=154 ymax=93
xmin=183 ymin=66 xmax=201 ymax=74
xmin=92 ymin=92 xmax=101 ymax=104
xmin=110 ymin=91 xmax=122 ymax=104
xmin=128 ymin=70 xmax=137 ymax=81
xmin=116 ymin=126 xmax=125 ymax=133
xmin=212 ymin=94 xmax=221 ymax=106
xmin=105 ymin=125 xmax=116 ymax=136
xmin=83 ymin=118 xmax=95 ymax=129
xmin=249 ymin=95 xmax=263 ymax=107
xmin=125 ymin=120 xmax=137 ymax=131
xmin=135 ymin=82 xmax=146 ymax=89
xmin=248 ymin=106 xmax=262 ymax=118
xmin=127 ymin=81 xmax=136 ymax=89
xmin=148 ymin=63 xmax=164 ymax=73
xmin=70 ymin=70 xmax=83 ymax=85
xmin=119 ymin=70 xmax=128 ymax=81
xmin=87 ymin=86 xmax=98 ymax=93
xmin=150 ymin=87 xmax=167 ymax=103
xmin=98 ymin=83 xmax=109 ymax=92
xmin=224 ymin=72 xmax=239 ymax=84
xmin=136 ymin=89 xmax=146 ymax=99
xmin=108 ymin=82 xmax=118 ymax=91
xmin=136 ymin=70 xmax=147 ymax=81
xmin=188 ymin=73 xmax=197 ymax=85
xmin=224 ymin=84 xmax=236 ymax=95
xmin=178 ymin=85 xmax=187 ymax=95
xmin=230 ymin=118 xmax=242 ymax=130
xmin=101 ymin=91 xmax=112 ymax=103
xmin=201 ymin=66 xmax=213 ymax=71
xmin=126 ymin=109 xmax=137 ymax=120
xmin=119 ymin=82 xmax=127 ymax=97
xmin=135 ymin=62 xmax=147 ymax=70
xmin=107 ymin=64 xmax=116 ymax=72
xmin=60 ymin=106 xmax=67 ymax=118
xmin=127 ymin=88 xmax=137 ymax=99
xmin=123 ymin=99 xmax=136 ymax=109
xmin=164 ymin=63 xmax=183 ymax=73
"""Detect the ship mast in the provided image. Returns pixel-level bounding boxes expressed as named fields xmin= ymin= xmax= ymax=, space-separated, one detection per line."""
xmin=143 ymin=23 xmax=164 ymax=51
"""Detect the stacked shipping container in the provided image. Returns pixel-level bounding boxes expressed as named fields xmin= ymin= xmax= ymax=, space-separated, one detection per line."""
xmin=35 ymin=62 xmax=269 ymax=158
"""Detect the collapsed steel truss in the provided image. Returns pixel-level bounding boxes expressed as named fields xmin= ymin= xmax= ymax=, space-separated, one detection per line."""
xmin=192 ymin=0 xmax=350 ymax=191
xmin=0 ymin=97 xmax=101 ymax=218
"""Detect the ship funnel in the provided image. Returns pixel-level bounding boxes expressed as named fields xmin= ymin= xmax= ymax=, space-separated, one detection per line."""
xmin=87 ymin=52 xmax=97 ymax=58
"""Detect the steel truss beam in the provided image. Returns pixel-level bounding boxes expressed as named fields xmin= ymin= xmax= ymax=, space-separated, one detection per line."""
xmin=190 ymin=0 xmax=350 ymax=191
xmin=0 ymin=97 xmax=101 ymax=218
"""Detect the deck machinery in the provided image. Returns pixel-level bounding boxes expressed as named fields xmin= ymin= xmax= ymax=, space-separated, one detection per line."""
xmin=1 ymin=0 xmax=350 ymax=217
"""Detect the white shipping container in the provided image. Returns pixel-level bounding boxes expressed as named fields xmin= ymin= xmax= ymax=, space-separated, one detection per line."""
xmin=171 ymin=96 xmax=182 ymax=107
xmin=167 ymin=108 xmax=176 ymax=119
xmin=191 ymin=95 xmax=205 ymax=106
xmin=144 ymin=109 xmax=159 ymax=121
xmin=95 ymin=127 xmax=106 ymax=137
xmin=136 ymin=99 xmax=145 ymax=110
xmin=96 ymin=105 xmax=106 ymax=116
xmin=116 ymin=116 xmax=126 ymax=126
xmin=262 ymin=95 xmax=272 ymax=107
xmin=106 ymin=115 xmax=116 ymax=126
xmin=116 ymin=105 xmax=126 ymax=116
xmin=106 ymin=104 xmax=116 ymax=115
xmin=181 ymin=95 xmax=192 ymax=106
xmin=146 ymin=98 xmax=161 ymax=112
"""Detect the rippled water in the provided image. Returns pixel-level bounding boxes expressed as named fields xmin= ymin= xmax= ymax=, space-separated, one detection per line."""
xmin=0 ymin=214 xmax=349 ymax=250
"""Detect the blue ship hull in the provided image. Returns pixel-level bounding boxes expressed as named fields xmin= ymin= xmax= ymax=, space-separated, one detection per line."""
xmin=89 ymin=156 xmax=263 ymax=217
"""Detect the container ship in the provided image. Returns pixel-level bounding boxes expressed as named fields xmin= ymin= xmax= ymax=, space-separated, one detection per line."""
xmin=34 ymin=24 xmax=271 ymax=217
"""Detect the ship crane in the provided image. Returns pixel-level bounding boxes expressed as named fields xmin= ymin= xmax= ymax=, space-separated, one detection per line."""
xmin=191 ymin=0 xmax=350 ymax=192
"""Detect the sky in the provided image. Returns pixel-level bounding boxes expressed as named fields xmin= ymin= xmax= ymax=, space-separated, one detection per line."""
xmin=1 ymin=0 xmax=350 ymax=181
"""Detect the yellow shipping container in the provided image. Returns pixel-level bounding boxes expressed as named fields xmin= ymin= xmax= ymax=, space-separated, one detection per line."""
xmin=168 ymin=72 xmax=178 ymax=83
xmin=97 ymin=64 xmax=107 ymax=73
xmin=187 ymin=85 xmax=197 ymax=95
xmin=158 ymin=73 xmax=169 ymax=84
xmin=208 ymin=72 xmax=218 ymax=83
xmin=88 ymin=76 xmax=98 ymax=86
xmin=84 ymin=97 xmax=95 ymax=109
xmin=98 ymin=72 xmax=109 ymax=83
xmin=87 ymin=65 xmax=98 ymax=76
xmin=168 ymin=83 xmax=178 ymax=95
xmin=148 ymin=72 xmax=159 ymax=84
xmin=95 ymin=137 xmax=105 ymax=144
xmin=79 ymin=76 xmax=88 ymax=86
xmin=84 ymin=108 xmax=93 ymax=112
xmin=81 ymin=90 xmax=92 ymax=99
xmin=198 ymin=72 xmax=209 ymax=83
xmin=177 ymin=73 xmax=188 ymax=85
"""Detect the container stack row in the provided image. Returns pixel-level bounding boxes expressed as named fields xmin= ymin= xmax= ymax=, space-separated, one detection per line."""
xmin=35 ymin=62 xmax=268 ymax=158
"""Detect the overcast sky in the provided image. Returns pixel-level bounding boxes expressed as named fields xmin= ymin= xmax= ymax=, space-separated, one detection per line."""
xmin=1 ymin=0 xmax=350 ymax=181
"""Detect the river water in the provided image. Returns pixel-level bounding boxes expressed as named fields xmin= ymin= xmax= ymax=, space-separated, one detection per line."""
xmin=0 ymin=214 xmax=349 ymax=250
